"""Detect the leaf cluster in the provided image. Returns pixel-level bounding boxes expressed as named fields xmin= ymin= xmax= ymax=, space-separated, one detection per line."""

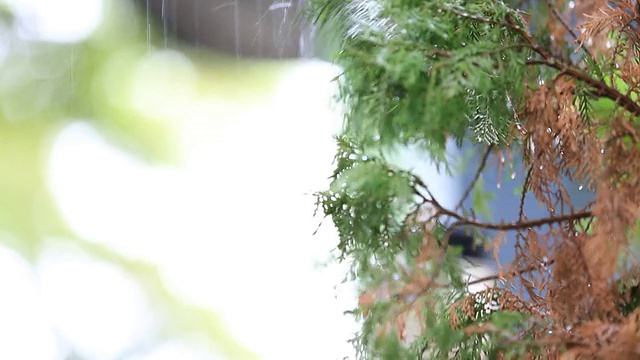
xmin=311 ymin=0 xmax=531 ymax=151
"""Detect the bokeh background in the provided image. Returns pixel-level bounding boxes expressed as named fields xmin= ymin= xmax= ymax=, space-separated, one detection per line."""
xmin=0 ymin=0 xmax=361 ymax=359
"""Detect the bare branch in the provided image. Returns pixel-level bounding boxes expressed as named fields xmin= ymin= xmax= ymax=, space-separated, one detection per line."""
xmin=455 ymin=145 xmax=493 ymax=211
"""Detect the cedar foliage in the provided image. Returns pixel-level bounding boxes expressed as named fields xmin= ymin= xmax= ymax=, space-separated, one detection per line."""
xmin=308 ymin=0 xmax=640 ymax=359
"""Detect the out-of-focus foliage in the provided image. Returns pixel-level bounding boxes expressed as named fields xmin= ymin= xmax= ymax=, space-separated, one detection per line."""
xmin=0 ymin=3 xmax=172 ymax=261
xmin=0 ymin=0 xmax=291 ymax=358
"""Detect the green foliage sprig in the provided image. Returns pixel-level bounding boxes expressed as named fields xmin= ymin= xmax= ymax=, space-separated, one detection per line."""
xmin=311 ymin=0 xmax=531 ymax=151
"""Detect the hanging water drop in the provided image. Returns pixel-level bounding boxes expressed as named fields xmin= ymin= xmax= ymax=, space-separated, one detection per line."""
xmin=578 ymin=185 xmax=583 ymax=191
xmin=510 ymin=172 xmax=516 ymax=180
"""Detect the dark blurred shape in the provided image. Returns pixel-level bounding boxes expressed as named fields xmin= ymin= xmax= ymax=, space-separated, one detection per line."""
xmin=449 ymin=230 xmax=487 ymax=258
xmin=139 ymin=0 xmax=313 ymax=59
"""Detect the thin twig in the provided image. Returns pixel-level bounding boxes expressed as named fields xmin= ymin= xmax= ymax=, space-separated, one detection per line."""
xmin=443 ymin=209 xmax=593 ymax=232
xmin=455 ymin=145 xmax=493 ymax=211
xmin=544 ymin=0 xmax=594 ymax=60
xmin=467 ymin=259 xmax=556 ymax=286
xmin=519 ymin=166 xmax=534 ymax=221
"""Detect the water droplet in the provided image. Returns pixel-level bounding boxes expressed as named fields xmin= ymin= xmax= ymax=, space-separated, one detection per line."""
xmin=348 ymin=153 xmax=358 ymax=160
xmin=539 ymin=165 xmax=544 ymax=170
xmin=511 ymin=172 xmax=516 ymax=180
xmin=372 ymin=134 xmax=381 ymax=141
xmin=568 ymin=1 xmax=575 ymax=9
xmin=361 ymin=155 xmax=368 ymax=161
xmin=578 ymin=185 xmax=583 ymax=191
xmin=496 ymin=183 xmax=501 ymax=189
xmin=392 ymin=273 xmax=400 ymax=280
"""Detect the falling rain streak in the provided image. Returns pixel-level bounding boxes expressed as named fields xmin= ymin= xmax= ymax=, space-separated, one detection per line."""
xmin=141 ymin=1 xmax=309 ymax=59
xmin=146 ymin=0 xmax=151 ymax=52
xmin=161 ymin=0 xmax=167 ymax=48
xmin=234 ymin=1 xmax=240 ymax=58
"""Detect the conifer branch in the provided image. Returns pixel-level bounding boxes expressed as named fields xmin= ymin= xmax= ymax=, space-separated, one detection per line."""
xmin=309 ymin=0 xmax=640 ymax=357
xmin=443 ymin=209 xmax=593 ymax=231
xmin=527 ymin=59 xmax=640 ymax=117
xmin=416 ymin=178 xmax=593 ymax=231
